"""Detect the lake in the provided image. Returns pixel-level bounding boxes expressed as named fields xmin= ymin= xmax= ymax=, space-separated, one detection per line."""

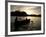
xmin=11 ymin=16 xmax=41 ymax=31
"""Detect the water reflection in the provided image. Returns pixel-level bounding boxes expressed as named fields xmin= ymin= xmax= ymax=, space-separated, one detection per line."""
xmin=11 ymin=16 xmax=41 ymax=31
xmin=27 ymin=16 xmax=41 ymax=30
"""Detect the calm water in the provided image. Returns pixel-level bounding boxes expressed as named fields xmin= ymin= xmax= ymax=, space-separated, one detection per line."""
xmin=27 ymin=16 xmax=41 ymax=30
xmin=11 ymin=16 xmax=41 ymax=31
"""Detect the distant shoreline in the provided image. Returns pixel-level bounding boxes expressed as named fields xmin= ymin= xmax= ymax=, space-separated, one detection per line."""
xmin=11 ymin=11 xmax=41 ymax=17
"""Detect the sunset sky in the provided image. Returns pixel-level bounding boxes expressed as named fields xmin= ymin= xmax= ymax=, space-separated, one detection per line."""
xmin=11 ymin=5 xmax=41 ymax=15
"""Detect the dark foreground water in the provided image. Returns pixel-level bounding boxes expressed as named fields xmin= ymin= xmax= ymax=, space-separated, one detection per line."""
xmin=11 ymin=16 xmax=41 ymax=31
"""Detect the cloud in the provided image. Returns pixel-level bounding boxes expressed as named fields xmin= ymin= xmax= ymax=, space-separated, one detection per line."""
xmin=11 ymin=5 xmax=41 ymax=15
